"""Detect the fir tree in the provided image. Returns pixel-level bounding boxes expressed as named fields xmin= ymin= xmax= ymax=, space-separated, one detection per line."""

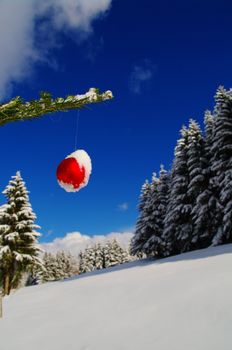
xmin=204 ymin=110 xmax=215 ymax=152
xmin=29 ymin=251 xmax=79 ymax=284
xmin=132 ymin=86 xmax=232 ymax=256
xmin=144 ymin=165 xmax=170 ymax=257
xmin=0 ymin=172 xmax=42 ymax=295
xmin=163 ymin=126 xmax=191 ymax=256
xmin=79 ymin=246 xmax=96 ymax=274
xmin=130 ymin=179 xmax=152 ymax=256
xmin=164 ymin=120 xmax=209 ymax=253
xmin=211 ymin=87 xmax=232 ymax=245
xmin=78 ymin=251 xmax=88 ymax=274
xmin=103 ymin=241 xmax=115 ymax=268
xmin=55 ymin=251 xmax=79 ymax=279
xmin=94 ymin=243 xmax=104 ymax=270
xmin=103 ymin=239 xmax=130 ymax=268
xmin=190 ymin=112 xmax=217 ymax=248
xmin=187 ymin=120 xmax=209 ymax=249
xmin=79 ymin=240 xmax=131 ymax=273
xmin=85 ymin=246 xmax=96 ymax=272
xmin=40 ymin=252 xmax=56 ymax=282
xmin=141 ymin=173 xmax=160 ymax=256
xmin=66 ymin=251 xmax=79 ymax=276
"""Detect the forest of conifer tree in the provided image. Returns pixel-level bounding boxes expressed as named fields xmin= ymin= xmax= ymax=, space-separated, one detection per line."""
xmin=131 ymin=86 xmax=232 ymax=258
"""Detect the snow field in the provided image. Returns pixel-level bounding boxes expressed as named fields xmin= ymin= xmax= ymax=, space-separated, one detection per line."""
xmin=1 ymin=244 xmax=232 ymax=350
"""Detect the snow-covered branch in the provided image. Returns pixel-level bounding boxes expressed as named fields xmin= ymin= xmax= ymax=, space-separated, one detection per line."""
xmin=0 ymin=88 xmax=113 ymax=127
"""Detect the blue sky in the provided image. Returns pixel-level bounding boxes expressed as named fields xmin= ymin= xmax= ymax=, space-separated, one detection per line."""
xmin=0 ymin=0 xmax=231 ymax=244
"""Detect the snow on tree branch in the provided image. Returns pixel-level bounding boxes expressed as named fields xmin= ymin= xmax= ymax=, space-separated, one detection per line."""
xmin=0 ymin=88 xmax=113 ymax=127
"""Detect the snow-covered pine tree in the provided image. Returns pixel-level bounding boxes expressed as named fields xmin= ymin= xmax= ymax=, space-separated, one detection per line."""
xmin=111 ymin=239 xmax=130 ymax=265
xmin=28 ymin=251 xmax=79 ymax=284
xmin=86 ymin=246 xmax=97 ymax=272
xmin=56 ymin=251 xmax=69 ymax=280
xmin=186 ymin=120 xmax=210 ymax=249
xmin=163 ymin=126 xmax=191 ymax=256
xmin=55 ymin=251 xmax=79 ymax=279
xmin=166 ymin=120 xmax=209 ymax=253
xmin=0 ymin=171 xmax=42 ymax=295
xmin=41 ymin=252 xmax=56 ymax=282
xmin=103 ymin=240 xmax=115 ymax=268
xmin=130 ymin=179 xmax=153 ymax=256
xmin=103 ymin=239 xmax=130 ymax=268
xmin=26 ymin=265 xmax=44 ymax=286
xmin=144 ymin=165 xmax=170 ymax=257
xmin=26 ymin=252 xmax=52 ymax=285
xmin=121 ymin=247 xmax=131 ymax=264
xmin=94 ymin=243 xmax=104 ymax=270
xmin=190 ymin=112 xmax=217 ymax=248
xmin=78 ymin=246 xmax=96 ymax=274
xmin=140 ymin=173 xmax=160 ymax=256
xmin=204 ymin=110 xmax=215 ymax=151
xmin=78 ymin=251 xmax=87 ymax=274
xmin=211 ymin=87 xmax=232 ymax=245
xmin=79 ymin=239 xmax=130 ymax=273
xmin=65 ymin=251 xmax=79 ymax=277
xmin=51 ymin=252 xmax=64 ymax=280
xmin=130 ymin=180 xmax=151 ymax=256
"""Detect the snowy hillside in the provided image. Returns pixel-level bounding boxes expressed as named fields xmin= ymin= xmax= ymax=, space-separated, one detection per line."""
xmin=1 ymin=244 xmax=232 ymax=350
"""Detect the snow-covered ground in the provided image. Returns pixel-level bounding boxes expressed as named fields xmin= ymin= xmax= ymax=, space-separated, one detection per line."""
xmin=1 ymin=244 xmax=232 ymax=350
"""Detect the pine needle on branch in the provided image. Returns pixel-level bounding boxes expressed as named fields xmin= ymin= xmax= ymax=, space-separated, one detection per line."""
xmin=0 ymin=88 xmax=113 ymax=127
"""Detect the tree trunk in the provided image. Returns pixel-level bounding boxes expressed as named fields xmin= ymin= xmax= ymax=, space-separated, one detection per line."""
xmin=0 ymin=289 xmax=2 ymax=317
xmin=3 ymin=274 xmax=10 ymax=296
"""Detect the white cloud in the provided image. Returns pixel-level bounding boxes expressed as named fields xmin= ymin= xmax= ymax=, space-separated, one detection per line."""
xmin=129 ymin=60 xmax=156 ymax=94
xmin=41 ymin=230 xmax=134 ymax=256
xmin=0 ymin=0 xmax=112 ymax=100
xmin=118 ymin=202 xmax=129 ymax=211
xmin=38 ymin=0 xmax=111 ymax=33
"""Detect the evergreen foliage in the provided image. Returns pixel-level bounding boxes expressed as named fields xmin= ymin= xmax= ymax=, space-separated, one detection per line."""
xmin=190 ymin=111 xmax=217 ymax=248
xmin=130 ymin=180 xmax=152 ymax=256
xmin=163 ymin=126 xmax=191 ymax=256
xmin=42 ymin=252 xmax=57 ymax=282
xmin=28 ymin=251 xmax=79 ymax=284
xmin=79 ymin=246 xmax=97 ymax=274
xmin=103 ymin=239 xmax=131 ymax=268
xmin=186 ymin=120 xmax=208 ymax=249
xmin=94 ymin=243 xmax=104 ymax=270
xmin=132 ymin=86 xmax=232 ymax=259
xmin=141 ymin=173 xmax=160 ymax=256
xmin=79 ymin=240 xmax=131 ymax=274
xmin=211 ymin=87 xmax=232 ymax=245
xmin=0 ymin=88 xmax=113 ymax=127
xmin=144 ymin=165 xmax=170 ymax=257
xmin=0 ymin=172 xmax=42 ymax=295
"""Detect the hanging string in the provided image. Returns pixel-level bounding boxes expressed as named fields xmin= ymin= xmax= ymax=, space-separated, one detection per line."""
xmin=74 ymin=110 xmax=80 ymax=150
